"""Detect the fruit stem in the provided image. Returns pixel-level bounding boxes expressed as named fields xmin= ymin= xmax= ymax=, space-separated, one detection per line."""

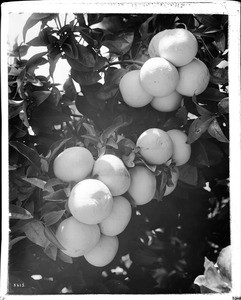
xmin=99 ymin=60 xmax=144 ymax=72
xmin=109 ymin=60 xmax=144 ymax=67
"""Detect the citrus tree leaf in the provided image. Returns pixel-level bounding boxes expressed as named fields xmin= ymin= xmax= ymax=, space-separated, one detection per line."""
xmin=26 ymin=51 xmax=48 ymax=73
xmin=32 ymin=91 xmax=51 ymax=106
xmin=47 ymin=137 xmax=72 ymax=163
xmin=178 ymin=164 xmax=198 ymax=186
xmin=187 ymin=115 xmax=215 ymax=144
xmin=102 ymin=32 xmax=134 ymax=55
xmin=198 ymin=87 xmax=227 ymax=102
xmin=44 ymin=242 xmax=58 ymax=261
xmin=21 ymin=177 xmax=54 ymax=193
xmin=208 ymin=118 xmax=229 ymax=143
xmin=51 ymin=87 xmax=62 ymax=106
xmin=9 ymin=141 xmax=41 ymax=170
xmin=192 ymin=94 xmax=212 ymax=116
xmin=71 ymin=69 xmax=101 ymax=86
xmin=63 ymin=76 xmax=77 ymax=100
xmin=100 ymin=116 xmax=131 ymax=142
xmin=49 ymin=53 xmax=62 ymax=79
xmin=9 ymin=44 xmax=30 ymax=58
xmin=21 ymin=220 xmax=49 ymax=248
xmin=44 ymin=226 xmax=66 ymax=250
xmin=189 ymin=140 xmax=210 ymax=167
xmin=58 ymin=250 xmax=73 ymax=264
xmin=218 ymin=97 xmax=229 ymax=114
xmin=23 ymin=13 xmax=54 ymax=42
xmin=44 ymin=178 xmax=64 ymax=191
xmin=9 ymin=236 xmax=27 ymax=250
xmin=9 ymin=205 xmax=33 ymax=220
xmin=76 ymin=44 xmax=96 ymax=67
xmin=43 ymin=210 xmax=65 ymax=227
xmin=43 ymin=189 xmax=68 ymax=202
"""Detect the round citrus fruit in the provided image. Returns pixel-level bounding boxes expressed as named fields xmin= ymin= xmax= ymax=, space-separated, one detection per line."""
xmin=163 ymin=166 xmax=179 ymax=196
xmin=158 ymin=28 xmax=198 ymax=67
xmin=128 ymin=165 xmax=156 ymax=205
xmin=84 ymin=235 xmax=119 ymax=267
xmin=136 ymin=128 xmax=173 ymax=165
xmin=92 ymin=154 xmax=131 ymax=196
xmin=139 ymin=57 xmax=179 ymax=97
xmin=217 ymin=245 xmax=231 ymax=282
xmin=176 ymin=58 xmax=210 ymax=96
xmin=53 ymin=146 xmax=94 ymax=183
xmin=167 ymin=129 xmax=191 ymax=166
xmin=151 ymin=90 xmax=183 ymax=112
xmin=119 ymin=70 xmax=153 ymax=107
xmin=99 ymin=196 xmax=132 ymax=236
xmin=148 ymin=31 xmax=166 ymax=58
xmin=68 ymin=179 xmax=113 ymax=225
xmin=55 ymin=216 xmax=100 ymax=258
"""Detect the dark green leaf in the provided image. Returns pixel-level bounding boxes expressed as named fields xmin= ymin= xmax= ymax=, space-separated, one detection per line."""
xmin=214 ymin=32 xmax=226 ymax=52
xmin=10 ymin=44 xmax=30 ymax=58
xmin=201 ymin=139 xmax=224 ymax=166
xmin=81 ymin=134 xmax=102 ymax=144
xmin=44 ymin=178 xmax=64 ymax=191
xmin=23 ymin=13 xmax=55 ymax=41
xmin=9 ymin=205 xmax=33 ymax=220
xmin=43 ymin=189 xmax=68 ymax=202
xmin=178 ymin=164 xmax=198 ymax=186
xmin=32 ymin=90 xmax=51 ymax=106
xmin=47 ymin=137 xmax=72 ymax=162
xmin=26 ymin=51 xmax=48 ymax=72
xmin=82 ymin=84 xmax=106 ymax=110
xmin=77 ymin=44 xmax=96 ymax=67
xmin=139 ymin=15 xmax=156 ymax=39
xmin=44 ymin=242 xmax=58 ymax=261
xmin=130 ymin=248 xmax=159 ymax=266
xmin=27 ymin=36 xmax=46 ymax=47
xmin=58 ymin=250 xmax=73 ymax=263
xmin=189 ymin=140 xmax=210 ymax=167
xmin=176 ymin=105 xmax=188 ymax=126
xmin=51 ymin=86 xmax=61 ymax=106
xmin=194 ymin=15 xmax=220 ymax=28
xmin=9 ymin=141 xmax=41 ymax=170
xmin=198 ymin=87 xmax=227 ymax=102
xmin=71 ymin=68 xmax=101 ymax=86
xmin=104 ymin=67 xmax=128 ymax=85
xmin=9 ymin=236 xmax=26 ymax=250
xmin=49 ymin=53 xmax=61 ymax=79
xmin=21 ymin=177 xmax=45 ymax=189
xmin=102 ymin=32 xmax=134 ymax=55
xmin=192 ymin=94 xmax=212 ymax=116
xmin=157 ymin=171 xmax=168 ymax=201
xmin=100 ymin=116 xmax=131 ymax=142
xmin=44 ymin=226 xmax=66 ymax=250
xmin=43 ymin=210 xmax=65 ymax=226
xmin=187 ymin=115 xmax=215 ymax=144
xmin=63 ymin=76 xmax=77 ymax=100
xmin=210 ymin=68 xmax=228 ymax=85
xmin=21 ymin=219 xmax=49 ymax=248
xmin=218 ymin=97 xmax=229 ymax=114
xmin=31 ymin=104 xmax=71 ymax=126
xmin=208 ymin=118 xmax=229 ymax=143
xmin=94 ymin=55 xmax=108 ymax=71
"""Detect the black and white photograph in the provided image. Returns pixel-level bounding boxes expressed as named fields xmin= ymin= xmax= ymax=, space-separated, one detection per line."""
xmin=1 ymin=0 xmax=241 ymax=298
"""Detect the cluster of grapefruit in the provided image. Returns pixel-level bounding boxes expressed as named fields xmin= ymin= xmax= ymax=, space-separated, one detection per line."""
xmin=52 ymin=122 xmax=191 ymax=266
xmin=119 ymin=28 xmax=210 ymax=111
xmin=53 ymin=147 xmax=132 ymax=266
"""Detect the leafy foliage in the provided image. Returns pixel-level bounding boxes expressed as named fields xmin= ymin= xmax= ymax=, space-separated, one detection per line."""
xmin=8 ymin=13 xmax=230 ymax=294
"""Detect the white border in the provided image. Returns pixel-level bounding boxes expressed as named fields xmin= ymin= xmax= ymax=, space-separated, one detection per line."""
xmin=1 ymin=1 xmax=241 ymax=300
